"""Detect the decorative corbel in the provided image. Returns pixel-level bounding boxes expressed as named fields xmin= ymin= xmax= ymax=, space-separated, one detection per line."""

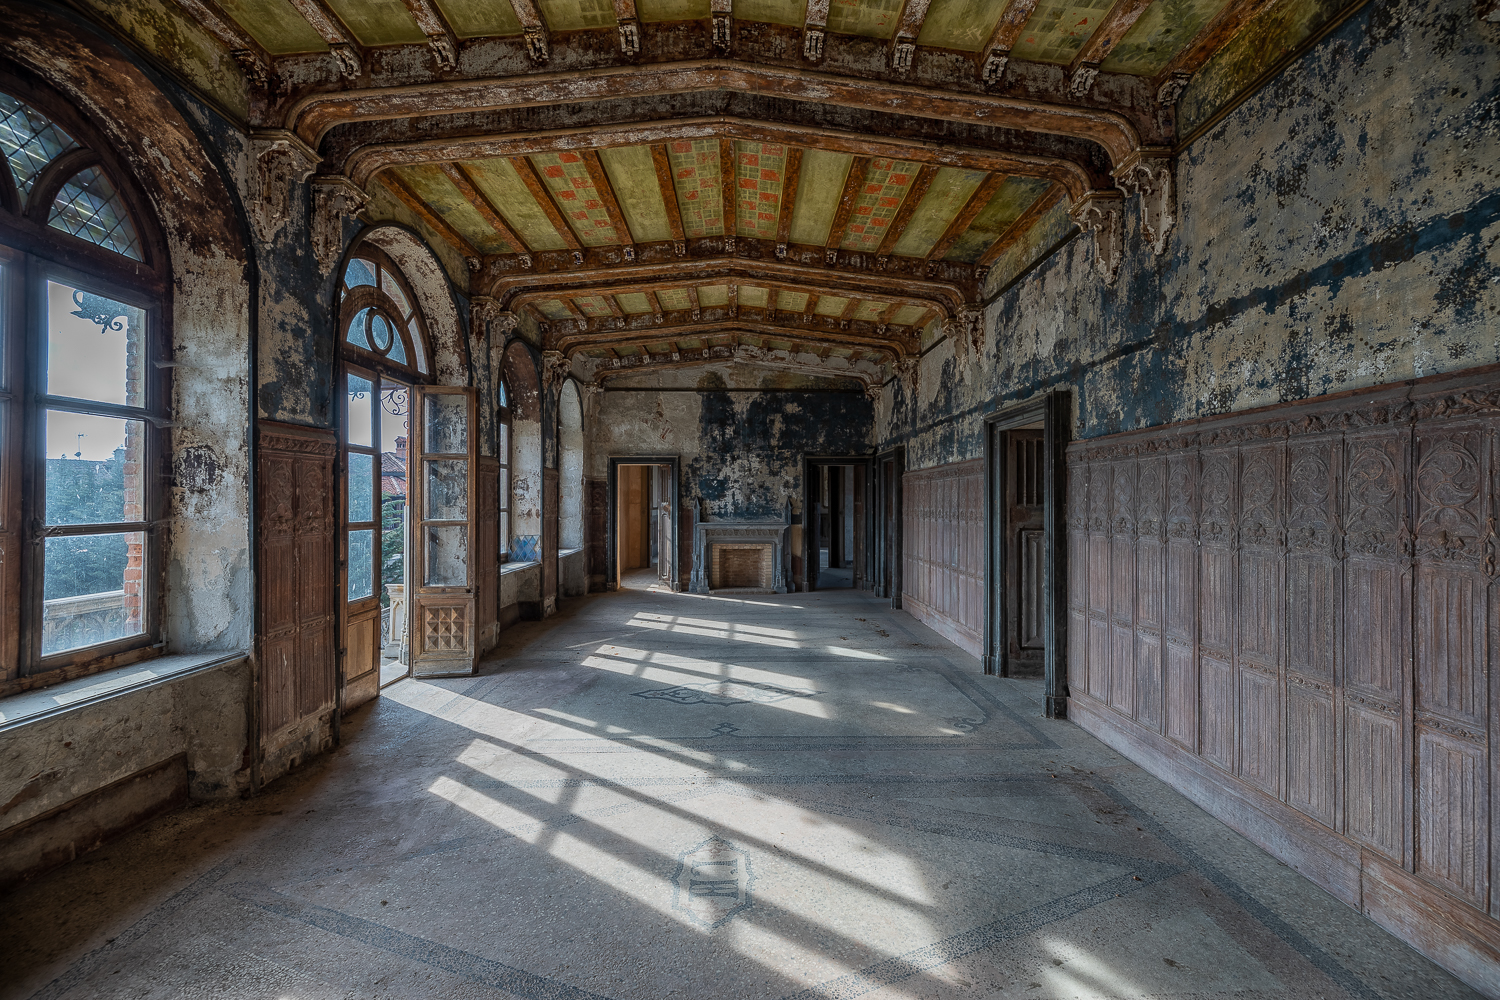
xmin=863 ymin=379 xmax=883 ymax=403
xmin=891 ymin=36 xmax=916 ymax=75
xmin=523 ymin=26 xmax=550 ymax=63
xmin=956 ymin=305 xmax=984 ymax=358
xmin=427 ymin=34 xmax=457 ymax=72
xmin=311 ymin=176 xmax=368 ymax=272
xmin=248 ymin=131 xmax=318 ymax=245
xmin=1157 ymin=71 xmax=1191 ymax=106
xmin=618 ymin=18 xmax=641 ymax=55
xmin=231 ymin=49 xmax=269 ymax=88
xmin=712 ymin=0 xmax=733 ymax=52
xmin=803 ymin=27 xmax=825 ymax=60
xmin=895 ymin=357 xmax=919 ymax=400
xmin=470 ymin=296 xmax=500 ymax=341
xmin=1115 ymin=149 xmax=1175 ymax=256
xmin=981 ymin=51 xmax=1008 ymax=85
xmin=330 ymin=43 xmax=361 ymax=80
xmin=1069 ymin=62 xmax=1100 ymax=98
xmin=1069 ymin=191 xmax=1125 ymax=283
xmin=542 ymin=350 xmax=572 ymax=388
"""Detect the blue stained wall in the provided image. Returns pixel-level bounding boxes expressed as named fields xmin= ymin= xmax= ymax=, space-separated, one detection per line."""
xmin=878 ymin=0 xmax=1500 ymax=470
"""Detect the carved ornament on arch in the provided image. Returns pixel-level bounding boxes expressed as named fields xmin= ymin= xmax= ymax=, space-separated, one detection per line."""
xmin=312 ymin=176 xmax=369 ymax=271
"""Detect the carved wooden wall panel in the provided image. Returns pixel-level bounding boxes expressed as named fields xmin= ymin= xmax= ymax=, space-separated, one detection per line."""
xmin=902 ymin=460 xmax=983 ymax=656
xmin=1066 ymin=367 xmax=1500 ymax=985
xmin=586 ymin=477 xmax=607 ymax=589
xmin=257 ymin=423 xmax=337 ymax=740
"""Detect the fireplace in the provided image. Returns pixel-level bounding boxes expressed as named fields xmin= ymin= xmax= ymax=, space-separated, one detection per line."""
xmin=690 ymin=514 xmax=790 ymax=594
xmin=711 ymin=543 xmax=773 ymax=590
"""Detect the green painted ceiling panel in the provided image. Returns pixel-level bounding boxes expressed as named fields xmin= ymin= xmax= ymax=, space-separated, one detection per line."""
xmin=677 ymin=337 xmax=705 ymax=349
xmin=734 ymin=0 xmax=807 ymax=26
xmin=839 ymin=157 xmax=920 ymax=253
xmin=599 ymin=145 xmax=673 ymax=244
xmin=434 ymin=0 xmax=524 ymax=37
xmin=218 ymin=0 xmax=328 ymax=53
xmin=697 ymin=284 xmax=730 ymax=307
xmin=1101 ymin=0 xmax=1232 ymax=75
xmin=324 ymin=0 xmax=426 ymax=45
xmin=530 ymin=152 xmax=624 ymax=247
xmin=1007 ymin=0 xmax=1114 ymax=65
xmin=537 ymin=0 xmax=618 ymax=30
xmin=616 ymin=292 xmax=654 ymax=314
xmin=814 ymin=295 xmax=850 ymax=317
xmin=890 ymin=166 xmax=986 ymax=257
xmin=739 ymin=285 xmax=770 ymax=308
xmin=573 ymin=295 xmax=614 ymax=317
xmin=667 ymin=140 xmax=725 ymax=239
xmin=916 ymin=0 xmax=1009 ymax=51
xmin=852 ymin=300 xmax=885 ymax=322
xmin=777 ymin=290 xmax=809 ymax=312
xmin=735 ymin=142 xmax=789 ymax=240
xmin=890 ymin=304 xmax=928 ymax=326
xmin=826 ymin=0 xmax=903 ymax=39
xmin=392 ymin=165 xmax=516 ymax=254
xmin=944 ymin=175 xmax=1051 ymax=262
xmin=656 ymin=288 xmax=695 ymax=311
xmin=638 ymin=0 xmax=711 ymax=21
xmin=463 ymin=158 xmax=570 ymax=252
xmin=788 ymin=149 xmax=852 ymax=246
xmin=537 ymin=299 xmax=573 ymax=320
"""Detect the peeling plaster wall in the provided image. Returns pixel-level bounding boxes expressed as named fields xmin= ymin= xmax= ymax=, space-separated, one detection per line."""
xmin=879 ymin=0 xmax=1500 ymax=470
xmin=594 ymin=382 xmax=873 ymax=523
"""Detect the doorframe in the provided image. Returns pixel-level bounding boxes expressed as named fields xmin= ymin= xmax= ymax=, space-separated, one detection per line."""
xmin=606 ymin=456 xmax=680 ymax=592
xmin=984 ymin=390 xmax=1070 ymax=718
xmin=801 ymin=454 xmax=873 ymax=592
xmin=874 ymin=445 xmax=904 ymax=608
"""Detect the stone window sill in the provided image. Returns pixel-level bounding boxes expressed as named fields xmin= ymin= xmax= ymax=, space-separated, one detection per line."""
xmin=559 ymin=547 xmax=584 ymax=557
xmin=501 ymin=561 xmax=538 ymax=575
xmin=0 ymin=650 xmax=248 ymax=733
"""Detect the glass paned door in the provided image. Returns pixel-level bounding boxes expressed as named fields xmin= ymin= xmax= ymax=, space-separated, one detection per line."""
xmin=409 ymin=386 xmax=477 ymax=677
xmin=342 ymin=367 xmax=411 ymax=708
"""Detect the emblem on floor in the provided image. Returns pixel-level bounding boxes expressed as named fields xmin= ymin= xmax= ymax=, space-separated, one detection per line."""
xmin=633 ymin=680 xmax=819 ymax=706
xmin=672 ymin=835 xmax=754 ymax=929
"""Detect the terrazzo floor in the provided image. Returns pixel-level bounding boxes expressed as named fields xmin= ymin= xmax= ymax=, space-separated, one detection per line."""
xmin=0 ymin=578 xmax=1481 ymax=999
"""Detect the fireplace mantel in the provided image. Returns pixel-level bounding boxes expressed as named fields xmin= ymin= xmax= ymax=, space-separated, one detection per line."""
xmin=690 ymin=517 xmax=790 ymax=594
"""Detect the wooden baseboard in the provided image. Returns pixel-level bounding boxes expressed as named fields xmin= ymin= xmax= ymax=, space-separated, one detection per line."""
xmin=1071 ymin=693 xmax=1500 ymax=996
xmin=0 ymin=754 xmax=187 ymax=891
xmin=901 ymin=596 xmax=981 ymax=658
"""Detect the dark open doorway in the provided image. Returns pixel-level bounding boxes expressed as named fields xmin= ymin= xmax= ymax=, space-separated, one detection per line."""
xmin=803 ymin=455 xmax=872 ymax=592
xmin=607 ymin=456 xmax=679 ymax=592
xmin=984 ymin=392 xmax=1069 ymax=718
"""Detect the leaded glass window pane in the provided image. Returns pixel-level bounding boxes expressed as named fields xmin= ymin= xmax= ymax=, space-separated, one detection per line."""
xmin=345 ymin=257 xmax=376 ymax=288
xmin=0 ymin=91 xmax=78 ymax=198
xmin=48 ymin=167 xmax=143 ymax=261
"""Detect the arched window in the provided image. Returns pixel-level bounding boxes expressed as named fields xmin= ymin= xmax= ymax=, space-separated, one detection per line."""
xmin=338 ymin=246 xmax=433 ymax=695
xmin=0 ymin=85 xmax=167 ymax=679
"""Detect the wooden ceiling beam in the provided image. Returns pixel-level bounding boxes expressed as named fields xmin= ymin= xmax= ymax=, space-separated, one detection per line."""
xmin=345 ymin=119 xmax=1098 ymax=201
xmin=440 ymin=162 xmax=528 ymax=254
xmin=976 ymin=182 xmax=1064 ymax=267
xmin=875 ymin=162 xmax=937 ymax=259
xmin=720 ymin=138 xmax=738 ymax=243
xmin=890 ymin=0 xmax=933 ymax=74
xmin=284 ymin=0 xmax=367 ymax=76
xmin=825 ymin=157 xmax=871 ymax=255
xmin=510 ymin=156 xmax=584 ymax=251
xmin=612 ymin=0 xmax=641 ymax=55
xmin=649 ymin=144 xmax=687 ymax=251
xmin=775 ymin=146 xmax=804 ymax=253
xmin=397 ymin=0 xmax=461 ymax=69
xmin=926 ymin=171 xmax=1007 ymax=262
xmin=507 ymin=0 xmax=552 ymax=62
xmin=978 ymin=0 xmax=1040 ymax=84
xmin=293 ymin=64 xmax=1145 ymax=168
xmin=1067 ymin=0 xmax=1153 ymax=95
xmin=580 ymin=150 xmax=635 ymax=247
xmin=554 ymin=319 xmax=915 ymax=358
xmin=512 ymin=276 xmax=937 ymax=316
xmin=172 ymin=0 xmax=271 ymax=79
xmin=379 ymin=172 xmax=480 ymax=259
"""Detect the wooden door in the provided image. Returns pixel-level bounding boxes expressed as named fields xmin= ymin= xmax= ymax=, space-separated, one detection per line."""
xmin=409 ymin=386 xmax=478 ymax=677
xmin=1007 ymin=430 xmax=1047 ymax=671
xmin=341 ymin=367 xmax=383 ymax=712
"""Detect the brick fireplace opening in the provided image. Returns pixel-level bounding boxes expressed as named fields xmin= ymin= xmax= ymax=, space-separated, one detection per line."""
xmin=710 ymin=543 xmax=773 ymax=591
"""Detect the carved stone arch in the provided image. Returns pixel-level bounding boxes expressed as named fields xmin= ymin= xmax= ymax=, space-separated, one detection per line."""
xmin=349 ymin=224 xmax=469 ymax=388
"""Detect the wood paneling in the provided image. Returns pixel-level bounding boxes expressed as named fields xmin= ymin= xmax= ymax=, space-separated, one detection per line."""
xmin=1066 ymin=367 xmax=1500 ymax=990
xmin=586 ymin=477 xmax=607 ymax=590
xmin=902 ymin=459 xmax=982 ymax=656
xmin=257 ymin=423 xmax=337 ymax=741
xmin=477 ymin=456 xmax=499 ymax=652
